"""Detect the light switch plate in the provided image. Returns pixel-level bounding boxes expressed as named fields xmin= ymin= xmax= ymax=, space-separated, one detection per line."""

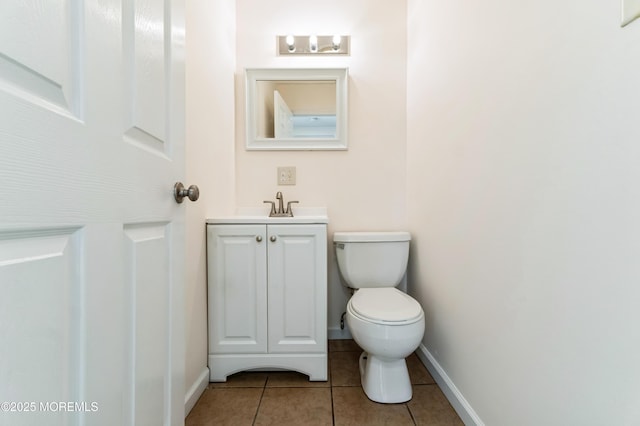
xmin=277 ymin=167 xmax=296 ymax=185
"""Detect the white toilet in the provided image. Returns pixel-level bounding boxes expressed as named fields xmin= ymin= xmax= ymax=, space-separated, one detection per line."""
xmin=334 ymin=231 xmax=425 ymax=403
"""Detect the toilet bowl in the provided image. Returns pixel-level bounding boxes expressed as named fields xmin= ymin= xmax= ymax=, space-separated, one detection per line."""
xmin=334 ymin=232 xmax=425 ymax=403
xmin=347 ymin=287 xmax=425 ymax=403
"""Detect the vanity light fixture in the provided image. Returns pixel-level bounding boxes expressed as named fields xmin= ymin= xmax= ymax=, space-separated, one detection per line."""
xmin=277 ymin=35 xmax=350 ymax=55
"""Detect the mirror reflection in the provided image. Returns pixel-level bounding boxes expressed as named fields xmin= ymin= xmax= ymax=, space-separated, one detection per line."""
xmin=245 ymin=68 xmax=348 ymax=151
xmin=256 ymin=80 xmax=337 ymax=139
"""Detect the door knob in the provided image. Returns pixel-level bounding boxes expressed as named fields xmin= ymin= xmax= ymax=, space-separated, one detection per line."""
xmin=270 ymin=235 xmax=277 ymax=242
xmin=174 ymin=182 xmax=200 ymax=203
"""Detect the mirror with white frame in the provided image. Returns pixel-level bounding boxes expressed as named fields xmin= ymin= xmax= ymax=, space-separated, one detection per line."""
xmin=245 ymin=68 xmax=348 ymax=150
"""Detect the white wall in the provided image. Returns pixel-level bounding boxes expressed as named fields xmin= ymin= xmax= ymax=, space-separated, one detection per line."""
xmin=406 ymin=0 xmax=640 ymax=424
xmin=185 ymin=0 xmax=236 ymax=404
xmin=234 ymin=0 xmax=408 ymax=335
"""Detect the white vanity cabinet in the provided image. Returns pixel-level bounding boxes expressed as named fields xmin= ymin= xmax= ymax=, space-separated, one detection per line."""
xmin=207 ymin=220 xmax=327 ymax=382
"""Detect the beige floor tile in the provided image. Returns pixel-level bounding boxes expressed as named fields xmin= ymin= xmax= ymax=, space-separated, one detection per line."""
xmin=266 ymin=371 xmax=330 ymax=387
xmin=407 ymin=385 xmax=464 ymax=426
xmin=330 ymin=350 xmax=362 ymax=386
xmin=332 ymin=386 xmax=414 ymax=426
xmin=187 ymin=342 xmax=463 ymax=426
xmin=185 ymin=387 xmax=262 ymax=426
xmin=407 ymin=353 xmax=436 ymax=385
xmin=254 ymin=387 xmax=333 ymax=426
xmin=208 ymin=371 xmax=268 ymax=388
xmin=329 ymin=339 xmax=361 ymax=352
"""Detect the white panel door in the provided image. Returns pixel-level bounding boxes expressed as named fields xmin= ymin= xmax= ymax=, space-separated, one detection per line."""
xmin=274 ymin=90 xmax=294 ymax=138
xmin=267 ymin=225 xmax=327 ymax=354
xmin=207 ymin=225 xmax=268 ymax=354
xmin=0 ymin=1 xmax=186 ymax=425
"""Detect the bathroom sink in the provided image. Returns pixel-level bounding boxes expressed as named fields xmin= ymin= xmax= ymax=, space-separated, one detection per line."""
xmin=206 ymin=207 xmax=329 ymax=224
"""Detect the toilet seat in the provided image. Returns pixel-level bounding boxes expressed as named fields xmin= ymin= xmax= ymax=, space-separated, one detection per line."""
xmin=348 ymin=288 xmax=423 ymax=325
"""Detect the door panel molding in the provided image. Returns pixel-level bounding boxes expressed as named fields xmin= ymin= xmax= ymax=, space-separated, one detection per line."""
xmin=122 ymin=0 xmax=168 ymax=156
xmin=123 ymin=222 xmax=171 ymax=426
xmin=0 ymin=226 xmax=84 ymax=426
xmin=0 ymin=0 xmax=83 ymax=118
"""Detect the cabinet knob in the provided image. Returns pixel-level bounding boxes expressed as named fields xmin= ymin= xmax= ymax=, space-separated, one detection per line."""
xmin=270 ymin=235 xmax=277 ymax=242
xmin=256 ymin=236 xmax=263 ymax=242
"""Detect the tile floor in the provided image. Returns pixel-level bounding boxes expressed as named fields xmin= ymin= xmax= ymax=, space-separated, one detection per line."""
xmin=186 ymin=340 xmax=463 ymax=426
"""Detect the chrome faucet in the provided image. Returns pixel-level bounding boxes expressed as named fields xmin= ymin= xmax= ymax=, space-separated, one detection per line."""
xmin=264 ymin=192 xmax=298 ymax=217
xmin=276 ymin=191 xmax=284 ymax=216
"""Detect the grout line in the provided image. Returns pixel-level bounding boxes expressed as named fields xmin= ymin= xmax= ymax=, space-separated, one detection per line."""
xmin=251 ymin=381 xmax=267 ymax=426
xmin=329 ymin=350 xmax=336 ymax=425
xmin=406 ymin=399 xmax=418 ymax=425
xmin=330 ymin=384 xmax=336 ymax=425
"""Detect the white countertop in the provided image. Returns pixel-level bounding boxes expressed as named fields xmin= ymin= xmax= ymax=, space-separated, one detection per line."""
xmin=207 ymin=207 xmax=329 ymax=224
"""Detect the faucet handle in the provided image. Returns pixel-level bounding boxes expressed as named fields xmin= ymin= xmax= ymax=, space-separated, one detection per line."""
xmin=263 ymin=200 xmax=276 ymax=216
xmin=285 ymin=201 xmax=299 ymax=216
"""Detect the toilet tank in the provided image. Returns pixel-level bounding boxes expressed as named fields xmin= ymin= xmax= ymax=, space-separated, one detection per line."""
xmin=333 ymin=232 xmax=411 ymax=288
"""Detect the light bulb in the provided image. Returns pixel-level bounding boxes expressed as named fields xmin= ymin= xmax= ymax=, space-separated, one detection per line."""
xmin=309 ymin=35 xmax=318 ymax=53
xmin=332 ymin=35 xmax=341 ymax=51
xmin=285 ymin=35 xmax=295 ymax=53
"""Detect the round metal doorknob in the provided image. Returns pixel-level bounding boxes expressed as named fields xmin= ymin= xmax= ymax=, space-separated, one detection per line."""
xmin=256 ymin=236 xmax=263 ymax=242
xmin=174 ymin=182 xmax=200 ymax=203
xmin=270 ymin=235 xmax=277 ymax=242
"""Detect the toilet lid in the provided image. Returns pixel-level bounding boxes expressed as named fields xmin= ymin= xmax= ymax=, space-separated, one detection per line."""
xmin=349 ymin=288 xmax=423 ymax=324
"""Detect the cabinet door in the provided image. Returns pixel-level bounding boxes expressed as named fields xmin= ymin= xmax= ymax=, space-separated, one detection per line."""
xmin=208 ymin=225 xmax=267 ymax=353
xmin=267 ymin=224 xmax=327 ymax=353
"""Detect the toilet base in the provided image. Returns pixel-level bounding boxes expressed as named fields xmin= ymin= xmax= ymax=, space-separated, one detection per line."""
xmin=359 ymin=351 xmax=412 ymax=403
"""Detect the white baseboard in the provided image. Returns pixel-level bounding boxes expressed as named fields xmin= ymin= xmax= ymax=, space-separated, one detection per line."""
xmin=415 ymin=344 xmax=484 ymax=426
xmin=328 ymin=326 xmax=352 ymax=340
xmin=184 ymin=366 xmax=210 ymax=417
